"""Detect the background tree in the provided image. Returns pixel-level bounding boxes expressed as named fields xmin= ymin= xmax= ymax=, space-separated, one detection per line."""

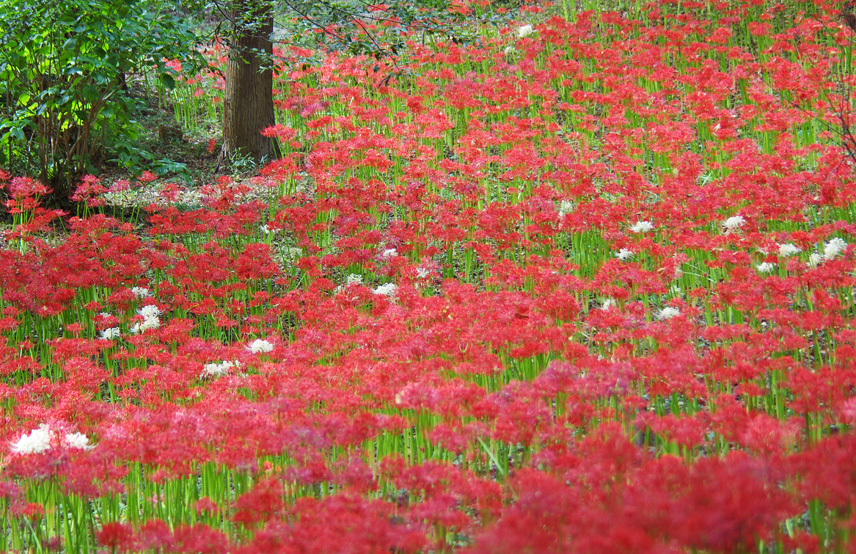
xmin=221 ymin=0 xmax=278 ymax=164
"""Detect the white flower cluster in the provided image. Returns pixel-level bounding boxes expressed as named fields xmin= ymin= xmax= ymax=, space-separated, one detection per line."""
xmin=600 ymin=298 xmax=616 ymax=311
xmin=755 ymin=262 xmax=776 ymax=273
xmin=373 ymin=283 xmax=398 ymax=297
xmin=808 ymin=253 xmax=823 ymax=268
xmin=778 ymin=243 xmax=801 ymax=257
xmin=130 ymin=304 xmax=162 ymax=334
xmin=517 ymin=24 xmax=534 ymax=38
xmin=10 ymin=424 xmax=93 ymax=455
xmin=247 ymin=339 xmax=274 ymax=354
xmin=807 ymin=238 xmax=848 ymax=267
xmin=615 ymin=248 xmax=634 ymax=261
xmin=201 ymin=360 xmax=240 ymax=378
xmin=65 ymin=432 xmax=92 ymax=450
xmin=100 ymin=327 xmax=121 ymax=340
xmin=381 ymin=248 xmax=398 ymax=259
xmin=131 ymin=287 xmax=151 ymax=299
xmin=139 ymin=305 xmax=161 ymax=319
xmin=557 ymin=201 xmax=574 ymax=218
xmin=629 ymin=220 xmax=654 ymax=233
xmin=655 ymin=307 xmax=681 ymax=321
xmin=722 ymin=215 xmax=746 ymax=234
xmin=823 ymin=237 xmax=848 ymax=260
xmin=11 ymin=424 xmax=52 ymax=455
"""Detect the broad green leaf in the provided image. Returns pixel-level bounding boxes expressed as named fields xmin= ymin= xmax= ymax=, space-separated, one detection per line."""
xmin=159 ymin=72 xmax=176 ymax=90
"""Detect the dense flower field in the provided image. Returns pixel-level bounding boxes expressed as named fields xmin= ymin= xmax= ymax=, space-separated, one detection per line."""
xmin=3 ymin=0 xmax=856 ymax=551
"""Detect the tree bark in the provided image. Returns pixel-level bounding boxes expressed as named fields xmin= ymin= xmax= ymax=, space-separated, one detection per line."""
xmin=222 ymin=0 xmax=276 ymax=164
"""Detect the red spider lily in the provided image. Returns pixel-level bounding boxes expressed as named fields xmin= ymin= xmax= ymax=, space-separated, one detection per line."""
xmin=97 ymin=521 xmax=136 ymax=551
xmin=4 ymin=3 xmax=856 ymax=552
xmin=71 ymin=175 xmax=107 ymax=207
xmin=233 ymin=477 xmax=285 ymax=528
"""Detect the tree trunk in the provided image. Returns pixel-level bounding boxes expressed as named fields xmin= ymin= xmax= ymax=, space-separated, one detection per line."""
xmin=222 ymin=0 xmax=276 ymax=164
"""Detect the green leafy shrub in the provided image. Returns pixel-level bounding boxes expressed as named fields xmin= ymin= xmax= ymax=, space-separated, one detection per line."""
xmin=0 ymin=0 xmax=204 ymax=201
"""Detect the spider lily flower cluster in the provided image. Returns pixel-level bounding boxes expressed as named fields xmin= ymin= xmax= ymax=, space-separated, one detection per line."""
xmin=2 ymin=1 xmax=856 ymax=552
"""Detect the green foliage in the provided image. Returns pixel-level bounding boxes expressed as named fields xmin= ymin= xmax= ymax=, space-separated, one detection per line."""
xmin=0 ymin=0 xmax=205 ymax=200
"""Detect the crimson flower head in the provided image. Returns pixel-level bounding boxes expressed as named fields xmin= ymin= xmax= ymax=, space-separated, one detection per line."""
xmin=196 ymin=496 xmax=220 ymax=516
xmin=71 ymin=175 xmax=107 ymax=207
xmin=96 ymin=521 xmax=135 ymax=551
xmin=139 ymin=171 xmax=158 ymax=184
xmin=261 ymin=124 xmax=296 ymax=141
xmin=7 ymin=176 xmax=49 ymax=199
xmin=18 ymin=502 xmax=45 ymax=520
xmin=4 ymin=177 xmax=50 ymax=213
